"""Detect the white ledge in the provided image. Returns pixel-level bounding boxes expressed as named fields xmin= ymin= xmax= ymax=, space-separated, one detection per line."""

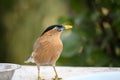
xmin=12 ymin=65 xmax=120 ymax=80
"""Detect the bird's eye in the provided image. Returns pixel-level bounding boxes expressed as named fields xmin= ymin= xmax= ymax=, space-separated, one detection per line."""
xmin=57 ymin=27 xmax=65 ymax=31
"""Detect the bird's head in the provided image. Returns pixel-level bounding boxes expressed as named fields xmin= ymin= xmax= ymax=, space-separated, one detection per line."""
xmin=41 ymin=25 xmax=72 ymax=36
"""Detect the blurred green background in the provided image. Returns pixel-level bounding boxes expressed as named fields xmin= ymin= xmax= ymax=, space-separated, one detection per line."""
xmin=0 ymin=0 xmax=120 ymax=67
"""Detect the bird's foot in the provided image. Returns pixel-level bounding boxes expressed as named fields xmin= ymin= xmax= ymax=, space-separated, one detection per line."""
xmin=38 ymin=76 xmax=41 ymax=80
xmin=52 ymin=77 xmax=62 ymax=80
xmin=52 ymin=75 xmax=62 ymax=80
xmin=38 ymin=76 xmax=45 ymax=80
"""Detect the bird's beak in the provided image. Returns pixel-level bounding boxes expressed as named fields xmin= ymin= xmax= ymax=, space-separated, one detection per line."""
xmin=63 ymin=25 xmax=72 ymax=30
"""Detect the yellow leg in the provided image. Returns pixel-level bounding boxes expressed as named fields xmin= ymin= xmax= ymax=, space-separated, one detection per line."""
xmin=52 ymin=65 xmax=62 ymax=80
xmin=37 ymin=65 xmax=41 ymax=80
xmin=53 ymin=65 xmax=58 ymax=80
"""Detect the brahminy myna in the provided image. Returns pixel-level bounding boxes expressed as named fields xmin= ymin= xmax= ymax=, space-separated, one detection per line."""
xmin=25 ymin=24 xmax=72 ymax=80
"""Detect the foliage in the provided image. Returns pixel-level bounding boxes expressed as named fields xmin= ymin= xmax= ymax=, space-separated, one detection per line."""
xmin=57 ymin=0 xmax=120 ymax=66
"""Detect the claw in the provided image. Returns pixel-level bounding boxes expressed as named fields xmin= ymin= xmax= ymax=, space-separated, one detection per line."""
xmin=38 ymin=77 xmax=46 ymax=80
xmin=52 ymin=75 xmax=62 ymax=80
xmin=52 ymin=78 xmax=62 ymax=80
xmin=38 ymin=76 xmax=41 ymax=80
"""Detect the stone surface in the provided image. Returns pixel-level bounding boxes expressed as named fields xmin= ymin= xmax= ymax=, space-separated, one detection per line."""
xmin=12 ymin=65 xmax=120 ymax=80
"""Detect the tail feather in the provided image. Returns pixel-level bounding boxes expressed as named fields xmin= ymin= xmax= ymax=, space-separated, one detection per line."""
xmin=24 ymin=57 xmax=34 ymax=63
xmin=25 ymin=52 xmax=35 ymax=63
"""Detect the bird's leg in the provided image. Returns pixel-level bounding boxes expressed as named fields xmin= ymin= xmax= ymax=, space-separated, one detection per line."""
xmin=53 ymin=65 xmax=58 ymax=80
xmin=37 ymin=65 xmax=41 ymax=80
xmin=37 ymin=65 xmax=45 ymax=80
xmin=52 ymin=65 xmax=62 ymax=80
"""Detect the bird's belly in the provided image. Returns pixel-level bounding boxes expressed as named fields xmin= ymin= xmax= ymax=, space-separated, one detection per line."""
xmin=33 ymin=41 xmax=63 ymax=65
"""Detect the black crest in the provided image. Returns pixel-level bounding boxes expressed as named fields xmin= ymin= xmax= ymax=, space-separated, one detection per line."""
xmin=41 ymin=25 xmax=63 ymax=36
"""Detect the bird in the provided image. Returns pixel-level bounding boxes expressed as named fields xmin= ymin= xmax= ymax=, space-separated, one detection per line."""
xmin=25 ymin=24 xmax=72 ymax=80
